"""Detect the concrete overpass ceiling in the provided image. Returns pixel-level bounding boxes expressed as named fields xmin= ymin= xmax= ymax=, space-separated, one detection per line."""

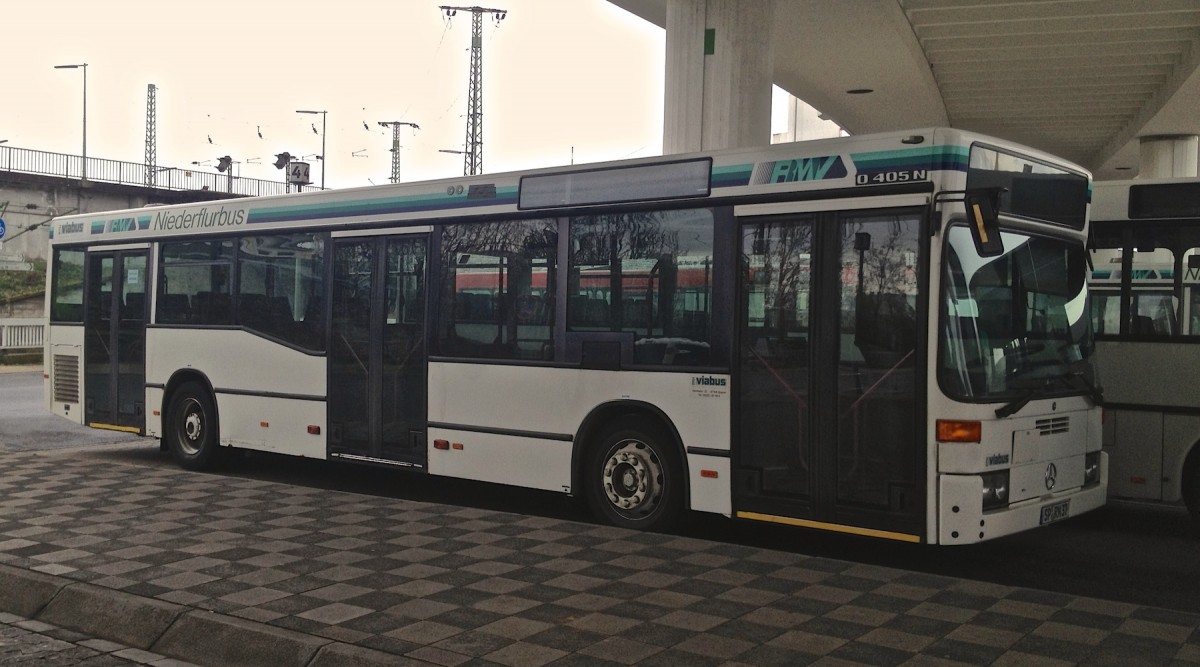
xmin=607 ymin=0 xmax=1200 ymax=180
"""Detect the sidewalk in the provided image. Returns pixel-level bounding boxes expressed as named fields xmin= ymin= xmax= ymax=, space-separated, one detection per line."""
xmin=0 ymin=447 xmax=1198 ymax=667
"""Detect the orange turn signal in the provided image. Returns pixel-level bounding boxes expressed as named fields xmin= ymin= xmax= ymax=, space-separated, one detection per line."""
xmin=936 ymin=419 xmax=981 ymax=443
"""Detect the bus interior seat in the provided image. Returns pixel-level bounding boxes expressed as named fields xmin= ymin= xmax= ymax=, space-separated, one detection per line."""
xmin=123 ymin=292 xmax=145 ymax=319
xmin=157 ymin=294 xmax=191 ymax=323
xmin=1132 ymin=315 xmax=1156 ymax=335
xmin=194 ymin=291 xmax=231 ymax=324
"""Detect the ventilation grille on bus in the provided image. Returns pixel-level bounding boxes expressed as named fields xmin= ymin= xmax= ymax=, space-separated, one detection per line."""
xmin=53 ymin=355 xmax=80 ymax=404
xmin=1035 ymin=416 xmax=1070 ymax=435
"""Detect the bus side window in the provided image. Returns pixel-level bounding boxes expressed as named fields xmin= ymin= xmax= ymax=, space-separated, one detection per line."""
xmin=1131 ymin=291 xmax=1178 ymax=337
xmin=438 ymin=219 xmax=558 ymax=361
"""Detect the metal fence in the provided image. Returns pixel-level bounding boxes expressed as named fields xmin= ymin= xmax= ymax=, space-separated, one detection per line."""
xmin=0 ymin=145 xmax=293 ymax=197
xmin=0 ymin=318 xmax=43 ymax=350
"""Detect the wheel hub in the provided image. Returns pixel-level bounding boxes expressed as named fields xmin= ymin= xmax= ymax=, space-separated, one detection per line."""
xmin=184 ymin=412 xmax=202 ymax=441
xmin=602 ymin=441 xmax=662 ymax=515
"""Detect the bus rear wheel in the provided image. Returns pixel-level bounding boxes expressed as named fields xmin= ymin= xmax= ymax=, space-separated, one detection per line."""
xmin=585 ymin=420 xmax=683 ymax=531
xmin=166 ymin=382 xmax=222 ymax=471
xmin=1185 ymin=451 xmax=1200 ymax=534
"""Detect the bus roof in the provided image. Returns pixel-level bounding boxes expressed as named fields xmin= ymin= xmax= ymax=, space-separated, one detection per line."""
xmin=50 ymin=127 xmax=1088 ymax=245
xmin=1093 ymin=177 xmax=1200 ymax=222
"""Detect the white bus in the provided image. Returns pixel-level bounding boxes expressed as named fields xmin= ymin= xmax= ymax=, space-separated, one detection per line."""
xmin=1090 ymin=177 xmax=1200 ymax=527
xmin=44 ymin=128 xmax=1105 ymax=544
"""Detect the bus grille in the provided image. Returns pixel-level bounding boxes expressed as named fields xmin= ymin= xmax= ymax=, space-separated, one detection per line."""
xmin=53 ymin=355 xmax=80 ymax=403
xmin=1035 ymin=416 xmax=1070 ymax=435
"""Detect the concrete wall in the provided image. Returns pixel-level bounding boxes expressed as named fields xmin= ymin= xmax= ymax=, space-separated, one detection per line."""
xmin=0 ymin=295 xmax=42 ymax=319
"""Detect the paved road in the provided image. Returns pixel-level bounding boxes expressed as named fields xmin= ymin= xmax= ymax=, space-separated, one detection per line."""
xmin=0 ymin=369 xmax=140 ymax=452
xmin=2 ymin=446 xmax=1198 ymax=666
xmin=5 ymin=368 xmax=1200 ymax=618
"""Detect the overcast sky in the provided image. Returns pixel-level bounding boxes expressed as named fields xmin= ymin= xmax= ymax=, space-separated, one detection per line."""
xmin=5 ymin=0 xmax=673 ymax=189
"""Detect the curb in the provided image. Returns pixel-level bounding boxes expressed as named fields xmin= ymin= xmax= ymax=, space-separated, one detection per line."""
xmin=0 ymin=564 xmax=422 ymax=667
xmin=40 ymin=581 xmax=184 ymax=649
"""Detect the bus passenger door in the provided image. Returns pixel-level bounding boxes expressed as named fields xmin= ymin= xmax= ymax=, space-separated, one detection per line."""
xmin=84 ymin=250 xmax=148 ymax=432
xmin=329 ymin=236 xmax=428 ymax=468
xmin=736 ymin=208 xmax=924 ymax=538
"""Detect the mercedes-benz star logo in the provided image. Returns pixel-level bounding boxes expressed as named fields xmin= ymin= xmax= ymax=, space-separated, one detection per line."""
xmin=1044 ymin=463 xmax=1058 ymax=491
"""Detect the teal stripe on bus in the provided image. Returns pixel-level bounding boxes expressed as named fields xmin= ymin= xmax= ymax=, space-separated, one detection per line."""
xmin=247 ymin=186 xmax=520 ymax=224
xmin=851 ymin=145 xmax=970 ymax=172
xmin=712 ymin=163 xmax=754 ymax=188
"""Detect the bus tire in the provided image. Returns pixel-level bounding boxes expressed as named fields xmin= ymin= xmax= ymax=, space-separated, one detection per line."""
xmin=585 ymin=419 xmax=683 ymax=531
xmin=166 ymin=382 xmax=222 ymax=471
xmin=1185 ymin=450 xmax=1200 ymax=534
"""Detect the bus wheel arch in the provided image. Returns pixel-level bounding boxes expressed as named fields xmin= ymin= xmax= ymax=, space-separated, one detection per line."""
xmin=574 ymin=402 xmax=688 ymax=530
xmin=162 ymin=371 xmax=222 ymax=471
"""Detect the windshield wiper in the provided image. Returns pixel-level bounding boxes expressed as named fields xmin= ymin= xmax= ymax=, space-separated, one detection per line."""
xmin=994 ymin=372 xmax=1103 ymax=418
xmin=995 ymin=384 xmax=1047 ymax=418
xmin=1060 ymin=371 xmax=1103 ymax=406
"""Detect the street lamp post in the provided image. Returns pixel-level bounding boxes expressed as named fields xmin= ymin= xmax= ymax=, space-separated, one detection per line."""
xmin=295 ymin=110 xmax=327 ymax=189
xmin=54 ymin=63 xmax=88 ymax=182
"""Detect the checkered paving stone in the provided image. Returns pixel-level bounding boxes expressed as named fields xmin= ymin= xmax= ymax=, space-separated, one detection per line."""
xmin=2 ymin=450 xmax=1199 ymax=667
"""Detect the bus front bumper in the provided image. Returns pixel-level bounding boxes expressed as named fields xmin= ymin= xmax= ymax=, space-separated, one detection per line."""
xmin=937 ymin=452 xmax=1108 ymax=545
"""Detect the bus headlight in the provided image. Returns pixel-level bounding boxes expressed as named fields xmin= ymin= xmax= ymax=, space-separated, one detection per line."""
xmin=1084 ymin=452 xmax=1101 ymax=485
xmin=981 ymin=471 xmax=1009 ymax=510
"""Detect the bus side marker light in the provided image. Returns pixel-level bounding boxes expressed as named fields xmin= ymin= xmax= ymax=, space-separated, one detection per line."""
xmin=452 ymin=443 xmax=464 ymax=450
xmin=936 ymin=419 xmax=981 ymax=443
xmin=434 ymin=439 xmax=450 ymax=450
xmin=260 ymin=421 xmax=269 ymax=428
xmin=700 ymin=469 xmax=718 ymax=479
xmin=307 ymin=425 xmax=321 ymax=435
xmin=153 ymin=410 xmax=161 ymax=417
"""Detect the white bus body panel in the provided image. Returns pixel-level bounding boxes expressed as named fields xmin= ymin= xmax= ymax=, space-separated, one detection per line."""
xmin=428 ymin=362 xmax=732 ymax=515
xmin=145 ymin=329 xmax=327 ymax=458
xmin=45 ymin=325 xmax=85 ymax=424
xmin=1094 ymin=339 xmax=1200 ymax=502
xmin=929 ymin=393 xmax=1105 ymax=544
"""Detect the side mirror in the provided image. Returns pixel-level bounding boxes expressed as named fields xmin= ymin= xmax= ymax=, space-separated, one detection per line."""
xmin=965 ymin=191 xmax=1003 ymax=257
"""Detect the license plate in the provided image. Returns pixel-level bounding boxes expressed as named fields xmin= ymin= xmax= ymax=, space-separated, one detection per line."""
xmin=1039 ymin=499 xmax=1070 ymax=525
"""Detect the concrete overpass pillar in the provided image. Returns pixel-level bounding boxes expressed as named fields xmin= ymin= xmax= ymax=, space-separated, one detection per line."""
xmin=1138 ymin=135 xmax=1198 ymax=178
xmin=664 ymin=0 xmax=773 ymax=154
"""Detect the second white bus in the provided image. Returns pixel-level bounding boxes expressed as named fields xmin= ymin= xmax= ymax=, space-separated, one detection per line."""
xmin=1091 ymin=177 xmax=1200 ymax=528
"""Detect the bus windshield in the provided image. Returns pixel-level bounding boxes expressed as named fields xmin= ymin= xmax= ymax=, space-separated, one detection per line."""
xmin=939 ymin=224 xmax=1093 ymax=401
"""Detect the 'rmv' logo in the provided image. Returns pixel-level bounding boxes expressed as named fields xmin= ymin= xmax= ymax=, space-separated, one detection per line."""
xmin=770 ymin=155 xmax=847 ymax=183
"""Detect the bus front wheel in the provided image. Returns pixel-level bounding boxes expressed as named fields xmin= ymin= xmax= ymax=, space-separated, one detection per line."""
xmin=166 ymin=382 xmax=222 ymax=471
xmin=585 ymin=420 xmax=683 ymax=531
